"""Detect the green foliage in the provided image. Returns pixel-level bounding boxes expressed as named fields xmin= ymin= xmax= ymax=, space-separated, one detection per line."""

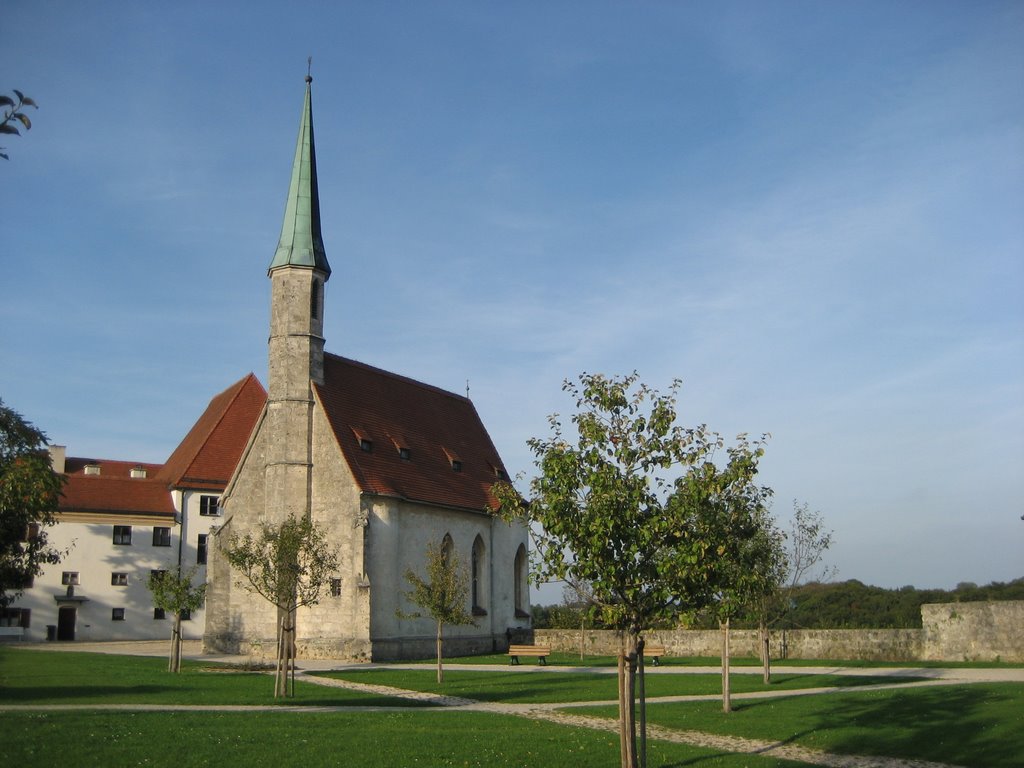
xmin=495 ymin=371 xmax=772 ymax=765
xmin=147 ymin=564 xmax=207 ymax=616
xmin=495 ymin=372 xmax=772 ymax=636
xmin=146 ymin=565 xmax=207 ymax=672
xmin=400 ymin=539 xmax=474 ymax=628
xmin=400 ymin=539 xmax=475 ymax=683
xmin=222 ymin=515 xmax=339 ymax=614
xmin=221 ymin=515 xmax=339 ymax=696
xmin=782 ymin=578 xmax=1024 ymax=629
xmin=0 ymin=399 xmax=66 ymax=607
xmin=0 ymin=89 xmax=38 ymax=161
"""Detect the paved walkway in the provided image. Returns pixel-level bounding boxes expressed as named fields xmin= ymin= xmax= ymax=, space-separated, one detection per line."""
xmin=15 ymin=640 xmax=1021 ymax=767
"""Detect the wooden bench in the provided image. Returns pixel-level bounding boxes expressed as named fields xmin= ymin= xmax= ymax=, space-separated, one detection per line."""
xmin=508 ymin=644 xmax=551 ymax=665
xmin=644 ymin=645 xmax=667 ymax=666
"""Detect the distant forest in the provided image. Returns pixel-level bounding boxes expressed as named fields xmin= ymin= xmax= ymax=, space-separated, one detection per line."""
xmin=532 ymin=578 xmax=1024 ymax=630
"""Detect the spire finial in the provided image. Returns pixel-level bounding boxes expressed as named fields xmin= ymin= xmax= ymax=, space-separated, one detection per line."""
xmin=306 ymin=56 xmax=312 ymax=83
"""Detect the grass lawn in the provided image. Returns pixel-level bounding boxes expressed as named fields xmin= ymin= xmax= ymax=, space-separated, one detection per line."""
xmin=316 ymin=667 xmax=927 ymax=703
xmin=577 ymin=682 xmax=1024 ymax=768
xmin=2 ymin=710 xmax=807 ymax=768
xmin=0 ymin=647 xmax=424 ymax=707
xmin=434 ymin=651 xmax=1024 ymax=669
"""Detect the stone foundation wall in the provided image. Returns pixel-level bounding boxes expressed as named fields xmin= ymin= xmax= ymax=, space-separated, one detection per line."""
xmin=536 ymin=601 xmax=1024 ymax=663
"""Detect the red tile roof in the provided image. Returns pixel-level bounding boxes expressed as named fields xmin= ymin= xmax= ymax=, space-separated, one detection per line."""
xmin=60 ymin=458 xmax=175 ymax=517
xmin=158 ymin=373 xmax=267 ymax=491
xmin=315 ymin=354 xmax=507 ymax=513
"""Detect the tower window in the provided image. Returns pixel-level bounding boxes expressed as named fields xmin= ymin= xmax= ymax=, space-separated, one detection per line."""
xmin=331 ymin=578 xmax=342 ymax=597
xmin=311 ymin=279 xmax=322 ymax=320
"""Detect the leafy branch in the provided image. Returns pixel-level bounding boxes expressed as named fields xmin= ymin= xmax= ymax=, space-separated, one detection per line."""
xmin=1 ymin=90 xmax=38 ymax=161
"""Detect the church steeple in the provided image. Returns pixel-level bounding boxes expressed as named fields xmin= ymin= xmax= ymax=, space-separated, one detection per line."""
xmin=269 ymin=74 xmax=331 ymax=278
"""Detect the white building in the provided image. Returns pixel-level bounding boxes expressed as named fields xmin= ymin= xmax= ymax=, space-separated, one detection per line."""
xmin=4 ymin=374 xmax=264 ymax=642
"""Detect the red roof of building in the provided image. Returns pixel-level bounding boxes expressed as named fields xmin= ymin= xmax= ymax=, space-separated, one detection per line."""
xmin=315 ymin=354 xmax=507 ymax=513
xmin=60 ymin=458 xmax=176 ymax=517
xmin=158 ymin=373 xmax=267 ymax=491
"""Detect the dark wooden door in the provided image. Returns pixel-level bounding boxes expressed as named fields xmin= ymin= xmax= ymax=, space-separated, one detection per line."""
xmin=57 ymin=606 xmax=76 ymax=640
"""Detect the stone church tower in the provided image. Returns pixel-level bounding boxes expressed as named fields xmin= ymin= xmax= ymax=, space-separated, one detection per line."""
xmin=264 ymin=74 xmax=329 ymax=530
xmin=204 ymin=77 xmax=531 ymax=660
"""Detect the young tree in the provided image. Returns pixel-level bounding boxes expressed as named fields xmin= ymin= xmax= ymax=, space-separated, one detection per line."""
xmin=1 ymin=399 xmax=66 ymax=607
xmin=702 ymin=503 xmax=785 ymax=709
xmin=780 ymin=500 xmax=836 ymax=630
xmin=221 ymin=515 xmax=339 ymax=697
xmin=1 ymin=90 xmax=38 ymax=160
xmin=147 ymin=565 xmax=207 ymax=673
xmin=495 ymin=372 xmax=770 ymax=768
xmin=399 ymin=538 xmax=475 ymax=684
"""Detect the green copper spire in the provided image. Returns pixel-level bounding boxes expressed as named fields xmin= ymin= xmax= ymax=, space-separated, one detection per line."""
xmin=269 ymin=75 xmax=331 ymax=278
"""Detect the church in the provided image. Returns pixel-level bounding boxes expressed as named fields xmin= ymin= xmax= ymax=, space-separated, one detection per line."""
xmin=203 ymin=76 xmax=531 ymax=661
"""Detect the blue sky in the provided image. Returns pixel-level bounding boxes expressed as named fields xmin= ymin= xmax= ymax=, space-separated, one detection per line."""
xmin=2 ymin=1 xmax=1022 ymax=599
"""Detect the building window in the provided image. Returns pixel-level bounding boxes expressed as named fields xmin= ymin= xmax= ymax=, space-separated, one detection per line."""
xmin=179 ymin=609 xmax=191 ymax=621
xmin=197 ymin=534 xmax=208 ymax=565
xmin=514 ymin=544 xmax=529 ymax=618
xmin=113 ymin=525 xmax=132 ymax=545
xmin=471 ymin=535 xmax=487 ymax=615
xmin=398 ymin=447 xmax=411 ymax=461
xmin=154 ymin=608 xmax=166 ymax=620
xmin=330 ymin=578 xmax=342 ymax=597
xmin=199 ymin=495 xmax=219 ymax=516
xmin=61 ymin=572 xmax=80 ymax=586
xmin=451 ymin=460 xmax=462 ymax=472
xmin=111 ymin=608 xmax=125 ymax=621
xmin=0 ymin=608 xmax=30 ymax=628
xmin=360 ymin=438 xmax=373 ymax=452
xmin=152 ymin=527 xmax=171 ymax=547
xmin=111 ymin=572 xmax=129 ymax=586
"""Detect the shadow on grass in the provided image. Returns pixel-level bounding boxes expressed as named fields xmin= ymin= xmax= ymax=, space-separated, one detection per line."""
xmin=809 ymin=683 xmax=1022 ymax=767
xmin=0 ymin=684 xmax=175 ymax=702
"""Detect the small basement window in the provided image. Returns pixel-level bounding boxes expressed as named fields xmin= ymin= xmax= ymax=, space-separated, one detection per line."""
xmin=111 ymin=608 xmax=125 ymax=621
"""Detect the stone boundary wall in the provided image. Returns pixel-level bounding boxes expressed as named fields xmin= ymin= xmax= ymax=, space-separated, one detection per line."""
xmin=921 ymin=601 xmax=1024 ymax=662
xmin=535 ymin=601 xmax=1024 ymax=663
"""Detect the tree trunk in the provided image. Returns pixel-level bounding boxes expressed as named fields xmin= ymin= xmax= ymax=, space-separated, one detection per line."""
xmin=579 ymin=617 xmax=585 ymax=660
xmin=637 ymin=636 xmax=647 ymax=768
xmin=436 ymin=620 xmax=444 ymax=684
xmin=275 ymin=615 xmax=287 ymax=698
xmin=618 ymin=646 xmax=627 ymax=768
xmin=760 ymin=620 xmax=771 ymax=685
xmin=614 ymin=634 xmax=638 ymax=768
xmin=169 ymin=614 xmax=182 ymax=673
xmin=721 ymin=618 xmax=732 ymax=713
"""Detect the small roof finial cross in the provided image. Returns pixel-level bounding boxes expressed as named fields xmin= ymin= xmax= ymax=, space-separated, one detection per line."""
xmin=306 ymin=56 xmax=313 ymax=83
